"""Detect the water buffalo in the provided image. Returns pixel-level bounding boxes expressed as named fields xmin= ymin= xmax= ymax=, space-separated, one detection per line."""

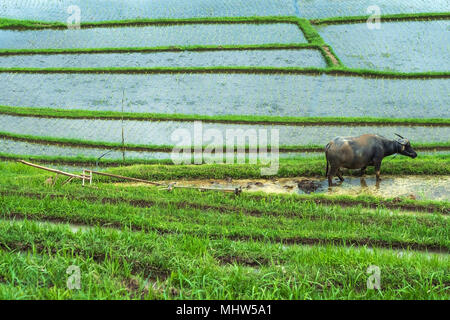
xmin=325 ymin=134 xmax=417 ymax=186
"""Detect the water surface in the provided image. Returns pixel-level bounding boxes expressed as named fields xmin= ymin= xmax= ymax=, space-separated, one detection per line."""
xmin=0 ymin=0 xmax=296 ymax=21
xmin=0 ymin=23 xmax=305 ymax=50
xmin=1 ymin=115 xmax=449 ymax=145
xmin=0 ymin=49 xmax=326 ymax=68
xmin=297 ymin=0 xmax=450 ymax=19
xmin=0 ymin=0 xmax=447 ymax=21
xmin=318 ymin=21 xmax=450 ymax=72
xmin=1 ymin=73 xmax=447 ymax=118
xmin=165 ymin=175 xmax=450 ymax=201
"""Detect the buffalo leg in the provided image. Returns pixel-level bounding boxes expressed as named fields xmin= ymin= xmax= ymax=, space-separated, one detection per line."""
xmin=374 ymin=162 xmax=382 ymax=181
xmin=337 ymin=169 xmax=344 ymax=182
xmin=327 ymin=167 xmax=338 ymax=187
xmin=360 ymin=166 xmax=367 ymax=177
xmin=360 ymin=177 xmax=368 ymax=188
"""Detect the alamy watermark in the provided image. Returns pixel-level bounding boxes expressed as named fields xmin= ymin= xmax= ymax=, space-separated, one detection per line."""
xmin=366 ymin=265 xmax=381 ymax=290
xmin=170 ymin=121 xmax=279 ymax=175
xmin=67 ymin=5 xmax=81 ymax=29
xmin=66 ymin=265 xmax=81 ymax=290
xmin=367 ymin=5 xmax=381 ymax=30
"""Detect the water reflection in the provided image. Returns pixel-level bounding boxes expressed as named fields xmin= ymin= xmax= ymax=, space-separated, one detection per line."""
xmin=0 ymin=50 xmax=326 ymax=69
xmin=0 ymin=74 xmax=447 ymax=118
xmin=318 ymin=21 xmax=450 ymax=72
xmin=154 ymin=175 xmax=450 ymax=201
xmin=0 ymin=24 xmax=304 ymax=50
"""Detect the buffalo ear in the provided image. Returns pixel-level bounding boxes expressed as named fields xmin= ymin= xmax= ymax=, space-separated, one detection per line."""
xmin=401 ymin=145 xmax=405 ymax=151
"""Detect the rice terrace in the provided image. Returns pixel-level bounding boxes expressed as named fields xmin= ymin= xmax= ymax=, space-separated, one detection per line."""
xmin=0 ymin=0 xmax=448 ymax=302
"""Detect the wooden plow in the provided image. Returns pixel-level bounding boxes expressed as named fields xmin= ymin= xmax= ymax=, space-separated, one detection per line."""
xmin=18 ymin=160 xmax=91 ymax=186
xmin=18 ymin=160 xmax=242 ymax=195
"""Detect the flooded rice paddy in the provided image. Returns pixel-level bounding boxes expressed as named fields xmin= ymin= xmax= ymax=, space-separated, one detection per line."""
xmin=0 ymin=138 xmax=327 ymax=161
xmin=1 ymin=138 xmax=448 ymax=163
xmin=0 ymin=0 xmax=296 ymax=21
xmin=0 ymin=49 xmax=326 ymax=68
xmin=318 ymin=21 xmax=450 ymax=72
xmin=1 ymin=115 xmax=449 ymax=146
xmin=163 ymin=175 xmax=450 ymax=201
xmin=296 ymin=0 xmax=450 ymax=19
xmin=0 ymin=138 xmax=170 ymax=160
xmin=1 ymin=73 xmax=448 ymax=118
xmin=0 ymin=23 xmax=305 ymax=50
xmin=0 ymin=0 xmax=447 ymax=21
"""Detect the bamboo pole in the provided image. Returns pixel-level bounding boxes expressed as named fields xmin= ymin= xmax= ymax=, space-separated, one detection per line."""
xmin=91 ymin=170 xmax=241 ymax=194
xmin=19 ymin=160 xmax=241 ymax=194
xmin=18 ymin=160 xmax=90 ymax=180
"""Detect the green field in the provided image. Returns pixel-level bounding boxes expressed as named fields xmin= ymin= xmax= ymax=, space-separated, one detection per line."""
xmin=0 ymin=161 xmax=448 ymax=299
xmin=0 ymin=8 xmax=449 ymax=300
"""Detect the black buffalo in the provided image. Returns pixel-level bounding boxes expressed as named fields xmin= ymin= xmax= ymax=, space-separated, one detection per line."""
xmin=325 ymin=134 xmax=417 ymax=186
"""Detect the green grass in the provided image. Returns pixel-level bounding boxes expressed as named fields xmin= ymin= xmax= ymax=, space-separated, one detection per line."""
xmin=0 ymin=219 xmax=448 ymax=299
xmin=0 ymin=182 xmax=448 ymax=250
xmin=0 ymin=18 xmax=65 ymax=30
xmin=1 ymin=153 xmax=449 ymax=175
xmin=311 ymin=12 xmax=450 ymax=25
xmin=1 ymin=160 xmax=448 ymax=214
xmin=0 ymin=43 xmax=321 ymax=56
xmin=1 ymin=66 xmax=448 ymax=78
xmin=0 ymin=161 xmax=448 ymax=299
xmin=93 ymin=155 xmax=450 ymax=178
xmin=0 ymin=152 xmax=174 ymax=167
xmin=2 ymin=105 xmax=449 ymax=126
xmin=0 ymin=16 xmax=308 ymax=30
xmin=1 ymin=131 xmax=449 ymax=153
xmin=1 ymin=169 xmax=448 ymax=216
xmin=295 ymin=18 xmax=325 ymax=45
xmin=2 ymin=13 xmax=448 ymax=30
xmin=1 ymin=12 xmax=449 ymax=299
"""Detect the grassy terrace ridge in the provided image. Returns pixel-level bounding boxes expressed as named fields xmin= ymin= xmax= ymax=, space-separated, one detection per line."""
xmin=1 ymin=131 xmax=450 ymax=153
xmin=0 ymin=66 xmax=448 ymax=78
xmin=1 ymin=161 xmax=448 ymax=216
xmin=3 ymin=106 xmax=449 ymax=126
xmin=0 ymin=43 xmax=321 ymax=56
xmin=2 ymin=161 xmax=448 ymax=214
xmin=88 ymin=155 xmax=450 ymax=178
xmin=0 ymin=220 xmax=448 ymax=299
xmin=1 ymin=154 xmax=448 ymax=175
xmin=311 ymin=12 xmax=450 ymax=25
xmin=0 ymin=16 xmax=314 ymax=30
xmin=0 ymin=153 xmax=173 ymax=167
xmin=0 ymin=188 xmax=449 ymax=253
xmin=1 ymin=186 xmax=449 ymax=252
xmin=2 ymin=13 xmax=448 ymax=29
xmin=0 ymin=16 xmax=338 ymax=66
xmin=1 ymin=187 xmax=448 ymax=216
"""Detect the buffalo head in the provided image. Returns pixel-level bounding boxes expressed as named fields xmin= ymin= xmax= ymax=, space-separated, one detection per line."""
xmin=395 ymin=134 xmax=417 ymax=158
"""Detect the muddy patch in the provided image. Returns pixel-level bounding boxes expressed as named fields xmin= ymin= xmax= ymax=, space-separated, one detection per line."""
xmin=296 ymin=179 xmax=321 ymax=194
xmin=160 ymin=175 xmax=449 ymax=201
xmin=215 ymin=255 xmax=272 ymax=267
xmin=322 ymin=45 xmax=340 ymax=66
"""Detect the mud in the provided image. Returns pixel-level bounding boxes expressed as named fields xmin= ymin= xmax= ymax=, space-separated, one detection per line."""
xmin=215 ymin=255 xmax=272 ymax=267
xmin=165 ymin=175 xmax=450 ymax=201
xmin=296 ymin=179 xmax=321 ymax=194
